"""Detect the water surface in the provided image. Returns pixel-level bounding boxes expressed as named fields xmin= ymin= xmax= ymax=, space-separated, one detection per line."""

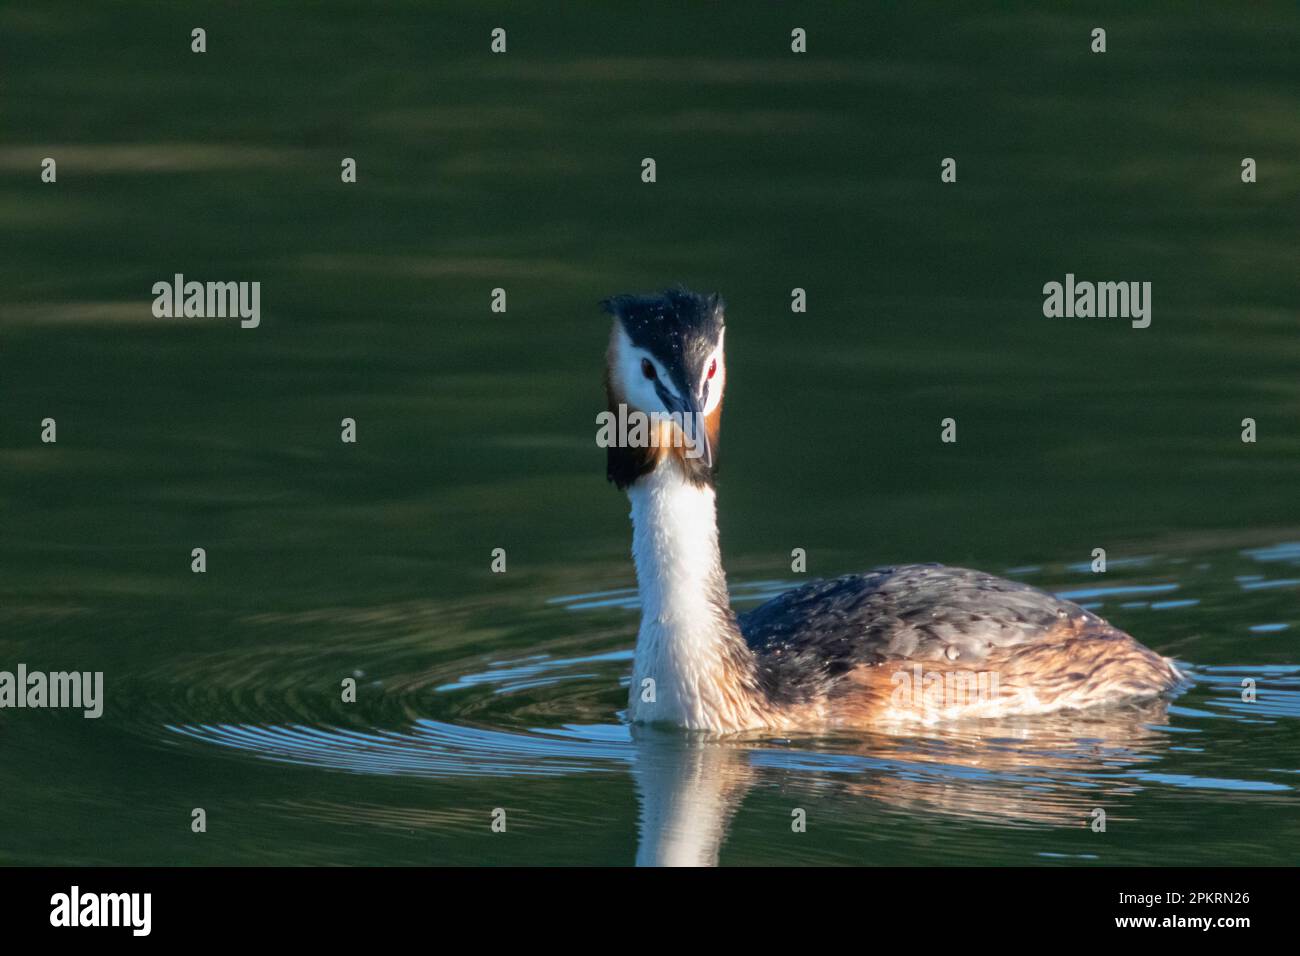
xmin=1 ymin=2 xmax=1297 ymax=865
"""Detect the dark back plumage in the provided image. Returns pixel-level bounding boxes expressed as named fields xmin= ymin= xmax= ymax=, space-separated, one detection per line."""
xmin=739 ymin=564 xmax=1112 ymax=705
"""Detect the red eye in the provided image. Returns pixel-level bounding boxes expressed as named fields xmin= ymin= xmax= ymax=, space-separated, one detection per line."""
xmin=707 ymin=359 xmax=717 ymax=380
xmin=641 ymin=358 xmax=657 ymax=380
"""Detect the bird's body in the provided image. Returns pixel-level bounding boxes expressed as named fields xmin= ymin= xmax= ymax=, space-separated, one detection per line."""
xmin=741 ymin=563 xmax=1182 ymax=728
xmin=603 ymin=289 xmax=1183 ymax=735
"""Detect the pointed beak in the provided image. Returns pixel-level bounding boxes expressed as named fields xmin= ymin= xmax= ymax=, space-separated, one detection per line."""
xmin=655 ymin=382 xmax=712 ymax=468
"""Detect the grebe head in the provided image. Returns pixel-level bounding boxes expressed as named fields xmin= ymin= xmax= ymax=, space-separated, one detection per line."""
xmin=601 ymin=288 xmax=727 ymax=489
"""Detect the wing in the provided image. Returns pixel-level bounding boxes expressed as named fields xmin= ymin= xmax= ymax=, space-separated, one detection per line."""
xmin=738 ymin=564 xmax=1105 ymax=703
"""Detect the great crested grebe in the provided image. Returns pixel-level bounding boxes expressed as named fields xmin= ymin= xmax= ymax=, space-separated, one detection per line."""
xmin=602 ymin=288 xmax=1184 ymax=735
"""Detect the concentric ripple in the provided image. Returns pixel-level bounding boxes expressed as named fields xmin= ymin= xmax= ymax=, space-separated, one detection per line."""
xmin=145 ymin=543 xmax=1300 ymax=841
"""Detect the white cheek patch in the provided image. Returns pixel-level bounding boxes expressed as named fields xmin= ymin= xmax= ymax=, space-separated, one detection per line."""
xmin=615 ymin=329 xmax=668 ymax=413
xmin=700 ymin=330 xmax=725 ymax=415
xmin=702 ymin=376 xmax=722 ymax=415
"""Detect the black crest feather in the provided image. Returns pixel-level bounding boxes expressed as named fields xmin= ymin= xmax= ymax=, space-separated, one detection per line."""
xmin=601 ymin=288 xmax=724 ymax=359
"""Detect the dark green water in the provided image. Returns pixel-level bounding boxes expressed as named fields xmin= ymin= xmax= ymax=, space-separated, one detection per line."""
xmin=1 ymin=2 xmax=1297 ymax=865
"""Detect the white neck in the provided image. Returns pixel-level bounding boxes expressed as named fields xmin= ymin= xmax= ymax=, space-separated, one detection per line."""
xmin=625 ymin=463 xmax=766 ymax=733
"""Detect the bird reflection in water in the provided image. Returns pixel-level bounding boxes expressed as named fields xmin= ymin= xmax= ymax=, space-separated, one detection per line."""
xmin=631 ymin=697 xmax=1175 ymax=866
